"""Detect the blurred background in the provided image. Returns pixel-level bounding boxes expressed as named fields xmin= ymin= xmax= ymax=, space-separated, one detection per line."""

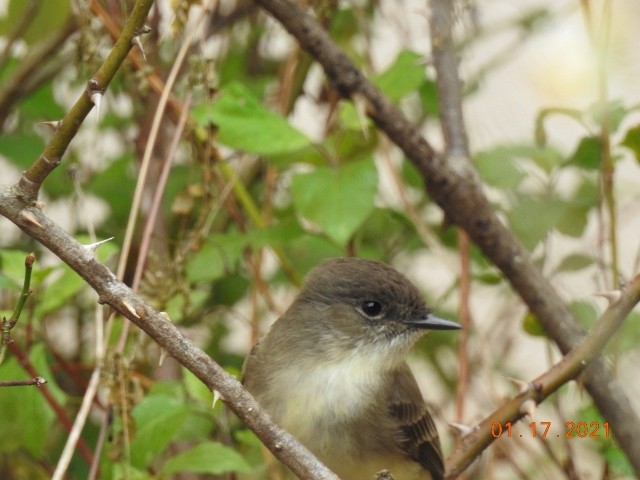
xmin=0 ymin=0 xmax=638 ymax=478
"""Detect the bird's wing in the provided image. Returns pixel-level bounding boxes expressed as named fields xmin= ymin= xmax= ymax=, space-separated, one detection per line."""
xmin=387 ymin=364 xmax=445 ymax=480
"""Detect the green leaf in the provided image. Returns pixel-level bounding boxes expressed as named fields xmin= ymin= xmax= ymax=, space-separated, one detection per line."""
xmin=603 ymin=445 xmax=635 ymax=477
xmin=474 ymin=147 xmax=525 ymax=189
xmin=210 ymin=271 xmax=250 ymax=307
xmin=161 ymin=441 xmax=252 ymax=475
xmin=35 ymin=265 xmax=86 ymax=316
xmin=245 ymin=220 xmax=305 ymax=249
xmin=419 ymin=80 xmax=439 ymax=117
xmin=274 ymin=236 xmax=343 ymax=276
xmin=185 ymin=231 xmax=246 ymax=283
xmin=291 ymin=159 xmax=378 ymax=246
xmin=555 ymin=204 xmax=589 ymax=238
xmin=102 ymin=464 xmax=151 ymax=480
xmin=183 ymin=367 xmax=215 ymax=405
xmin=567 ymin=136 xmax=600 ymax=170
xmin=32 ymin=236 xmax=116 ymax=317
xmin=569 ymin=301 xmax=597 ymax=329
xmin=192 ymin=82 xmax=311 ymax=156
xmin=554 ymin=253 xmax=593 ymax=273
xmin=473 ymin=271 xmax=503 ymax=285
xmin=530 ymin=145 xmax=564 ymax=173
xmin=0 ymin=133 xmax=45 ymax=169
xmin=338 ymin=103 xmax=371 ymax=131
xmin=621 ymin=124 xmax=640 ymax=163
xmin=21 ymin=83 xmax=66 ymax=120
xmin=555 ymin=179 xmax=598 ymax=237
xmin=354 ymin=208 xmax=421 ymax=259
xmin=588 ymin=99 xmax=627 ymax=132
xmin=130 ymin=395 xmax=189 ymax=469
xmin=86 ymin=154 xmax=136 ymax=228
xmin=610 ymin=311 xmax=640 ymax=353
xmin=0 ymin=344 xmax=61 ymax=456
xmin=522 ymin=312 xmax=546 ymax=337
xmin=507 ymin=197 xmax=566 ymax=250
xmin=339 ymin=50 xmax=425 ymax=130
xmin=0 ymin=0 xmax=71 ymax=45
xmin=374 ymin=50 xmax=425 ymax=102
xmin=0 ymin=249 xmax=31 ymax=290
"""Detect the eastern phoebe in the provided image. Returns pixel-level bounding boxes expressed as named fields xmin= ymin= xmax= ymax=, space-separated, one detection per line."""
xmin=243 ymin=257 xmax=460 ymax=480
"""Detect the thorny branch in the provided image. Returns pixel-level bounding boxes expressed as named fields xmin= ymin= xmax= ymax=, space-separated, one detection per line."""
xmin=0 ymin=0 xmax=337 ymax=477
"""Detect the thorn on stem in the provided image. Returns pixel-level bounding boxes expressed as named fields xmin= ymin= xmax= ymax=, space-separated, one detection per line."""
xmin=37 ymin=120 xmax=61 ymax=131
xmin=448 ymin=422 xmax=473 ymax=436
xmin=519 ymin=398 xmax=536 ymax=418
xmin=87 ymin=78 xmax=104 ymax=123
xmin=593 ymin=290 xmax=622 ymax=304
xmin=158 ymin=347 xmax=168 ymax=366
xmin=91 ymin=92 xmax=103 ymax=122
xmin=132 ymin=36 xmax=147 ymax=62
xmin=122 ymin=300 xmax=140 ymax=319
xmin=19 ymin=210 xmax=43 ymax=228
xmin=83 ymin=237 xmax=115 ymax=254
xmin=506 ymin=376 xmax=531 ymax=395
xmin=212 ymin=389 xmax=221 ymax=408
xmin=132 ymin=25 xmax=151 ymax=61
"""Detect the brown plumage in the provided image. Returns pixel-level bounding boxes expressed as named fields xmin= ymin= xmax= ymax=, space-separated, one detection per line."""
xmin=243 ymin=258 xmax=458 ymax=480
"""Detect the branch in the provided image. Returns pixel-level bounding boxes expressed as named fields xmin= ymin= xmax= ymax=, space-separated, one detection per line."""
xmin=250 ymin=0 xmax=640 ymax=474
xmin=0 ymin=376 xmax=46 ymax=387
xmin=0 ymin=190 xmax=337 ymax=479
xmin=0 ymin=252 xmax=34 ymax=365
xmin=446 ymin=274 xmax=640 ymax=477
xmin=14 ymin=0 xmax=154 ymax=201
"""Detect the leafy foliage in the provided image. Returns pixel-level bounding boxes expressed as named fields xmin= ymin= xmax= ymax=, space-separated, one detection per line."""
xmin=0 ymin=1 xmax=638 ymax=479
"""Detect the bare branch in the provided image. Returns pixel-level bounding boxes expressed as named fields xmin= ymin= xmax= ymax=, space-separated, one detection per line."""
xmin=0 ymin=376 xmax=46 ymax=387
xmin=446 ymin=274 xmax=640 ymax=477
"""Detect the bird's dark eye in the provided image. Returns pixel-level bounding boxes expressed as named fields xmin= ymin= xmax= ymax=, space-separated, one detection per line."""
xmin=361 ymin=300 xmax=382 ymax=317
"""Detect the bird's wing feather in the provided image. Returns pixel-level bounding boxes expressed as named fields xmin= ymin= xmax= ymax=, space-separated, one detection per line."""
xmin=387 ymin=364 xmax=445 ymax=480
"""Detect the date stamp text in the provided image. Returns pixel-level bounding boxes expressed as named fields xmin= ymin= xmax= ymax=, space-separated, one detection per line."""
xmin=491 ymin=421 xmax=610 ymax=439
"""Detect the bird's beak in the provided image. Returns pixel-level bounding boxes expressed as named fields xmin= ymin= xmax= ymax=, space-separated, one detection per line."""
xmin=404 ymin=313 xmax=461 ymax=330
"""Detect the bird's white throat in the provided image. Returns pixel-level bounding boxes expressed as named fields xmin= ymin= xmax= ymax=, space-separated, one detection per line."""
xmin=274 ymin=336 xmax=412 ymax=447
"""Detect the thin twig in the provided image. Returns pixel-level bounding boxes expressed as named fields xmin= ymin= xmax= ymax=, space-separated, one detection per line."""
xmin=0 ymin=376 xmax=46 ymax=387
xmin=0 ymin=252 xmax=35 ymax=365
xmin=7 ymin=342 xmax=94 ymax=464
xmin=52 ymin=365 xmax=102 ymax=480
xmin=423 ymin=2 xmax=474 ymax=427
xmin=585 ymin=1 xmax=619 ymax=288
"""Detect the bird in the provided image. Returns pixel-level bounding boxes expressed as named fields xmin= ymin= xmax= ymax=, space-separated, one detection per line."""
xmin=242 ymin=257 xmax=460 ymax=480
